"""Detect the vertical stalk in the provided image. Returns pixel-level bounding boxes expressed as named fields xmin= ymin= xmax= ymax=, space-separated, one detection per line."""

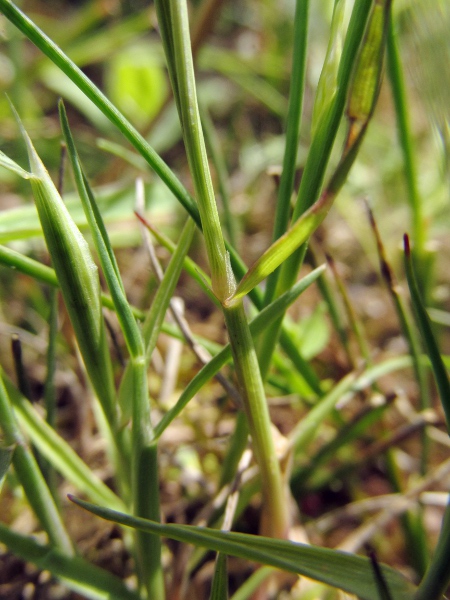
xmin=160 ymin=0 xmax=289 ymax=537
xmin=386 ymin=18 xmax=424 ymax=257
xmin=224 ymin=300 xmax=289 ymax=538
xmin=131 ymin=357 xmax=165 ymax=600
xmin=257 ymin=0 xmax=373 ymax=376
xmin=262 ymin=0 xmax=310 ymax=308
xmin=257 ymin=0 xmax=309 ymax=380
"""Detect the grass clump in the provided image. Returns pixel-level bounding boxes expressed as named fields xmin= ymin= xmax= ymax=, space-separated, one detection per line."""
xmin=0 ymin=1 xmax=449 ymax=599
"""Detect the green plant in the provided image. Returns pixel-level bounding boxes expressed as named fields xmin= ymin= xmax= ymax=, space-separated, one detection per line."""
xmin=0 ymin=0 xmax=448 ymax=599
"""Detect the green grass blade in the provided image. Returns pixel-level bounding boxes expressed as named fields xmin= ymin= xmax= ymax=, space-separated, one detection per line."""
xmin=293 ymin=0 xmax=373 ymax=220
xmin=200 ymin=103 xmax=237 ymax=248
xmin=414 ymin=498 xmax=450 ymax=600
xmin=60 ymin=101 xmax=144 ymax=362
xmin=163 ymin=0 xmax=231 ymax=302
xmin=387 ymin=18 xmax=424 ymax=257
xmin=230 ymin=192 xmax=333 ymax=302
xmin=6 ymin=109 xmax=118 ymax=433
xmin=0 ymin=244 xmax=146 ymax=321
xmin=210 ymin=553 xmax=228 ymax=600
xmin=311 ymin=0 xmax=345 ymax=136
xmin=289 ymin=356 xmax=414 ymax=456
xmin=0 ymin=371 xmax=74 ymax=555
xmin=69 ymin=496 xmax=416 ymax=600
xmin=0 ymin=445 xmax=14 ymax=492
xmin=0 ymin=524 xmax=141 ymax=600
xmin=403 ymin=234 xmax=450 ymax=433
xmin=141 ymin=217 xmax=196 ymax=360
xmin=262 ymin=0 xmax=309 ymax=307
xmin=3 ymin=375 xmax=123 ymax=510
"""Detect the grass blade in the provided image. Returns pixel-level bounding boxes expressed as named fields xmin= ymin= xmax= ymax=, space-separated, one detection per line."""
xmin=414 ymin=498 xmax=450 ymax=600
xmin=3 ymin=374 xmax=124 ymax=510
xmin=69 ymin=496 xmax=416 ymax=600
xmin=0 ymin=524 xmax=141 ymax=600
xmin=0 ymin=371 xmax=74 ymax=555
xmin=403 ymin=234 xmax=450 ymax=433
xmin=230 ymin=191 xmax=334 ymax=302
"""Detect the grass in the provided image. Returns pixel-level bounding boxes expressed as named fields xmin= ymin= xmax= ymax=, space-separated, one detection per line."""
xmin=0 ymin=0 xmax=449 ymax=599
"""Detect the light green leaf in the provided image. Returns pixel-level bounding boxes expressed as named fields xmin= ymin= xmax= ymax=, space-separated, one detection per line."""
xmin=0 ymin=150 xmax=32 ymax=179
xmin=311 ymin=0 xmax=347 ymax=136
xmin=230 ymin=193 xmax=333 ymax=303
xmin=69 ymin=496 xmax=416 ymax=600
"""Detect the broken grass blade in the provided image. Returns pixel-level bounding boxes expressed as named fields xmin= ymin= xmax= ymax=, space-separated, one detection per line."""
xmin=403 ymin=234 xmax=450 ymax=434
xmin=230 ymin=193 xmax=333 ymax=303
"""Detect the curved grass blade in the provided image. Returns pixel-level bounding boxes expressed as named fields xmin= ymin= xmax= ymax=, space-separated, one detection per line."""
xmin=59 ymin=101 xmax=143 ymax=361
xmin=0 ymin=371 xmax=74 ymax=555
xmin=69 ymin=496 xmax=416 ymax=600
xmin=3 ymin=374 xmax=124 ymax=511
xmin=4 ymin=109 xmax=118 ymax=435
xmin=403 ymin=234 xmax=450 ymax=434
xmin=0 ymin=523 xmax=140 ymax=600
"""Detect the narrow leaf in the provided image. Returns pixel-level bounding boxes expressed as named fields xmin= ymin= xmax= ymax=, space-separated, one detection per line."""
xmin=0 ymin=371 xmax=74 ymax=555
xmin=230 ymin=193 xmax=333 ymax=303
xmin=0 ymin=445 xmax=14 ymax=491
xmin=210 ymin=553 xmax=229 ymax=600
xmin=404 ymin=234 xmax=450 ymax=434
xmin=3 ymin=374 xmax=124 ymax=511
xmin=60 ymin=101 xmax=144 ymax=361
xmin=0 ymin=149 xmax=32 ymax=179
xmin=0 ymin=524 xmax=140 ymax=600
xmin=311 ymin=0 xmax=346 ymax=136
xmin=69 ymin=496 xmax=416 ymax=600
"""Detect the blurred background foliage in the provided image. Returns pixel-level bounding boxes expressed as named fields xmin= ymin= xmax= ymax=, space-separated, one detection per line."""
xmin=0 ymin=0 xmax=447 ymax=264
